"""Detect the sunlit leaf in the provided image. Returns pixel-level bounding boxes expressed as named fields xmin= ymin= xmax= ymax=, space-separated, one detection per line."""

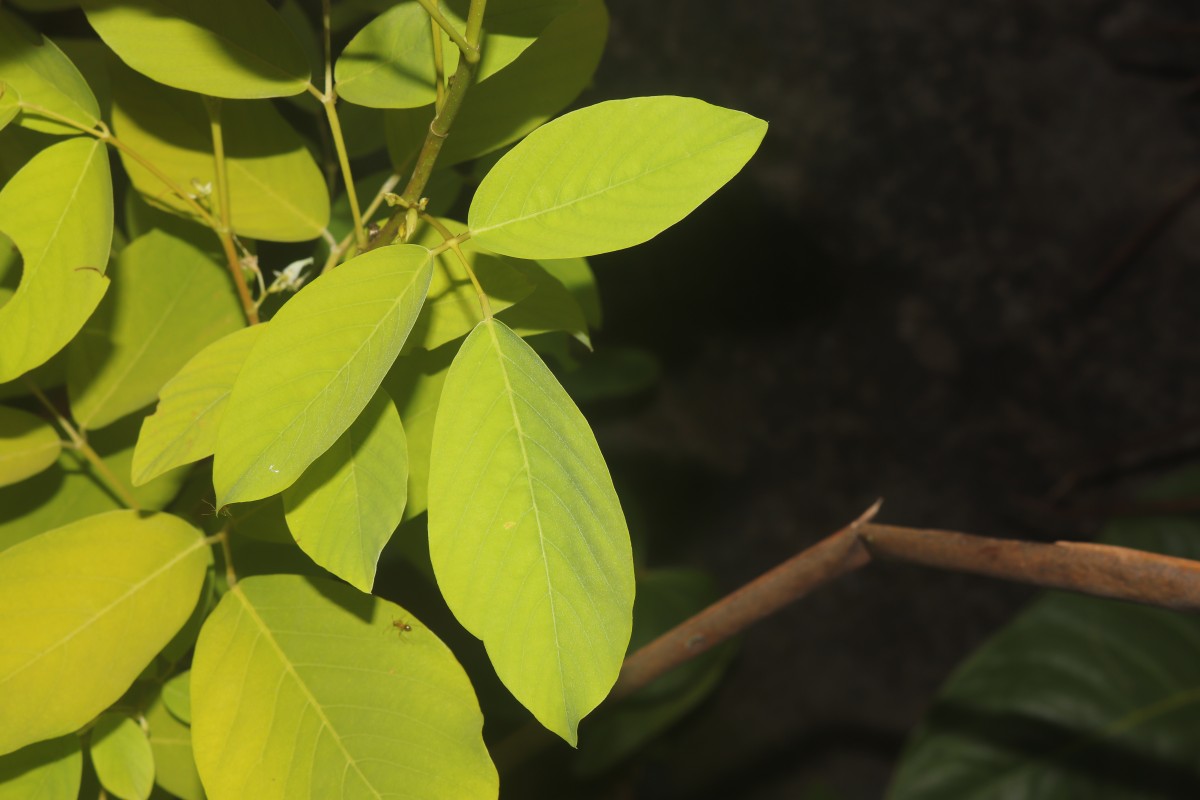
xmin=215 ymin=245 xmax=432 ymax=506
xmin=89 ymin=713 xmax=154 ymax=800
xmin=0 ymin=413 xmax=191 ymax=552
xmin=82 ymin=0 xmax=310 ymax=98
xmin=428 ymin=318 xmax=634 ymax=743
xmin=143 ymin=686 xmax=202 ymax=800
xmin=0 ymin=10 xmax=100 ymax=135
xmin=0 ymin=735 xmax=81 ymax=800
xmin=0 ymin=136 xmax=112 ymax=383
xmin=191 ymin=574 xmax=498 ymax=799
xmin=132 ymin=325 xmax=264 ymax=487
xmin=68 ymin=231 xmax=244 ymax=431
xmin=890 ymin=515 xmax=1200 ymax=799
xmin=381 ymin=342 xmax=453 ymax=521
xmin=469 ymin=96 xmax=767 ymax=258
xmin=282 ymin=388 xmax=407 ymax=592
xmin=0 ymin=510 xmax=209 ymax=755
xmin=385 ymin=0 xmax=607 ymax=168
xmin=0 ymin=405 xmax=60 ymax=487
xmin=336 ymin=0 xmax=572 ymax=109
xmin=109 ymin=58 xmax=328 ymax=242
xmin=406 ymin=218 xmax=534 ymax=352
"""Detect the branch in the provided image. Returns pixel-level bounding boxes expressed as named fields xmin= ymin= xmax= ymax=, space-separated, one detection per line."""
xmin=612 ymin=504 xmax=1200 ymax=700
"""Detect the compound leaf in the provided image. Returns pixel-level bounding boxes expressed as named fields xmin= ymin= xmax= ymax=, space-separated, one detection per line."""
xmin=0 ymin=405 xmax=60 ymax=487
xmin=0 ymin=136 xmax=112 ymax=383
xmin=0 ymin=10 xmax=100 ymax=135
xmin=191 ymin=574 xmax=498 ymax=799
xmin=428 ymin=318 xmax=634 ymax=744
xmin=132 ymin=325 xmax=264 ymax=487
xmin=68 ymin=230 xmax=244 ymax=431
xmin=214 ymin=245 xmax=432 ymax=506
xmin=89 ymin=714 xmax=154 ymax=800
xmin=82 ymin=0 xmax=309 ymax=98
xmin=0 ymin=735 xmax=81 ymax=800
xmin=0 ymin=510 xmax=209 ymax=755
xmin=469 ymin=96 xmax=767 ymax=258
xmin=282 ymin=388 xmax=408 ymax=593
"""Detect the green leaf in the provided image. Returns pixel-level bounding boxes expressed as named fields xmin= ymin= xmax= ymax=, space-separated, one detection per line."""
xmin=406 ymin=219 xmax=534 ymax=352
xmin=191 ymin=574 xmax=498 ymax=799
xmin=282 ymin=388 xmax=408 ymax=593
xmin=132 ymin=325 xmax=264 ymax=487
xmin=161 ymin=672 xmax=191 ymax=726
xmin=214 ymin=245 xmax=432 ymax=506
xmin=89 ymin=714 xmax=154 ymax=800
xmin=385 ymin=0 xmax=607 ymax=168
xmin=381 ymin=342 xmax=454 ymax=521
xmin=0 ymin=10 xmax=100 ymax=135
xmin=0 ymin=136 xmax=112 ymax=383
xmin=497 ymin=259 xmax=591 ymax=346
xmin=0 ymin=510 xmax=209 ymax=755
xmin=0 ymin=736 xmax=81 ymax=800
xmin=469 ymin=96 xmax=768 ymax=258
xmin=82 ymin=0 xmax=310 ymax=99
xmin=0 ymin=413 xmax=191 ymax=552
xmin=0 ymin=405 xmax=61 ymax=487
xmin=889 ymin=515 xmax=1200 ymax=800
xmin=144 ymin=686 xmax=203 ymax=800
xmin=109 ymin=58 xmax=328 ymax=242
xmin=0 ymin=82 xmax=18 ymax=133
xmin=226 ymin=496 xmax=292 ymax=544
xmin=541 ymin=256 xmax=601 ymax=329
xmin=428 ymin=318 xmax=634 ymax=743
xmin=335 ymin=0 xmax=572 ymax=109
xmin=559 ymin=346 xmax=660 ymax=404
xmin=68 ymin=231 xmax=244 ymax=431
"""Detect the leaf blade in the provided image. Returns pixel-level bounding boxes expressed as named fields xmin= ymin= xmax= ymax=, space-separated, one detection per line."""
xmin=0 ymin=405 xmax=61 ymax=487
xmin=89 ymin=714 xmax=154 ymax=800
xmin=0 ymin=10 xmax=100 ymax=134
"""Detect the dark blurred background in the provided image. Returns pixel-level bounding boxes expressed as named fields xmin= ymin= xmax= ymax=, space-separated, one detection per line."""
xmin=570 ymin=0 xmax=1200 ymax=796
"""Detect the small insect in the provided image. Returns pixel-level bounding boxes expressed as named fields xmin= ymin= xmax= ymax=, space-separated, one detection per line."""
xmin=392 ymin=618 xmax=413 ymax=636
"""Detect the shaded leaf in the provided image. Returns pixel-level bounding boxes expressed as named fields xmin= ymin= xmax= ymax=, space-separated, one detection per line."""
xmin=0 ymin=136 xmax=112 ymax=383
xmin=0 ymin=82 xmax=18 ymax=132
xmin=559 ymin=346 xmax=660 ymax=404
xmin=497 ymin=259 xmax=591 ymax=346
xmin=143 ymin=687 xmax=202 ymax=800
xmin=0 ymin=510 xmax=209 ymax=755
xmin=282 ymin=388 xmax=408 ymax=592
xmin=0 ymin=413 xmax=191 ymax=552
xmin=428 ymin=318 xmax=634 ymax=743
xmin=191 ymin=574 xmax=498 ymax=799
xmin=889 ymin=515 xmax=1200 ymax=800
xmin=82 ymin=0 xmax=310 ymax=98
xmin=541 ymin=256 xmax=601 ymax=329
xmin=385 ymin=0 xmax=607 ymax=168
xmin=90 ymin=714 xmax=154 ymax=800
xmin=469 ymin=96 xmax=768 ymax=258
xmin=0 ymin=735 xmax=81 ymax=800
xmin=161 ymin=672 xmax=190 ymax=725
xmin=381 ymin=341 xmax=454 ymax=521
xmin=68 ymin=230 xmax=244 ymax=431
xmin=0 ymin=405 xmax=60 ymax=487
xmin=109 ymin=58 xmax=328 ymax=242
xmin=214 ymin=245 xmax=432 ymax=506
xmin=132 ymin=325 xmax=264 ymax=487
xmin=0 ymin=10 xmax=100 ymax=135
xmin=226 ymin=496 xmax=292 ymax=544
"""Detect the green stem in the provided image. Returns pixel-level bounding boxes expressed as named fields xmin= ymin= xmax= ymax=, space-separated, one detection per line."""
xmin=414 ymin=0 xmax=479 ymax=63
xmin=24 ymin=379 xmax=141 ymax=511
xmin=323 ymin=99 xmax=367 ymax=249
xmin=206 ymin=529 xmax=238 ymax=587
xmin=321 ymin=171 xmax=404 ymax=273
xmin=431 ymin=15 xmax=447 ymax=112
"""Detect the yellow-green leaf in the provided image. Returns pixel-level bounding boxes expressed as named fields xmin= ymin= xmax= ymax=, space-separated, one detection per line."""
xmin=214 ymin=245 xmax=432 ymax=506
xmin=191 ymin=574 xmax=498 ymax=799
xmin=428 ymin=318 xmax=634 ymax=744
xmin=497 ymin=259 xmax=591 ymax=346
xmin=110 ymin=58 xmax=328 ymax=242
xmin=82 ymin=0 xmax=310 ymax=99
xmin=89 ymin=714 xmax=154 ymax=800
xmin=382 ymin=342 xmax=454 ymax=521
xmin=0 ymin=405 xmax=60 ymax=487
xmin=0 ymin=10 xmax=100 ymax=135
xmin=384 ymin=0 xmax=607 ymax=168
xmin=0 ymin=136 xmax=112 ymax=383
xmin=161 ymin=671 xmax=191 ymax=725
xmin=132 ymin=325 xmax=263 ymax=487
xmin=282 ymin=388 xmax=407 ymax=592
xmin=68 ymin=231 xmax=244 ymax=431
xmin=469 ymin=96 xmax=768 ymax=258
xmin=0 ymin=735 xmax=81 ymax=800
xmin=144 ymin=686 xmax=202 ymax=800
xmin=0 ymin=510 xmax=209 ymax=755
xmin=0 ymin=82 xmax=18 ymax=133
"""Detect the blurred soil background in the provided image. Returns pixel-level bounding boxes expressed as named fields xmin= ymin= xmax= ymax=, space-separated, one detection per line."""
xmin=572 ymin=0 xmax=1200 ymax=796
